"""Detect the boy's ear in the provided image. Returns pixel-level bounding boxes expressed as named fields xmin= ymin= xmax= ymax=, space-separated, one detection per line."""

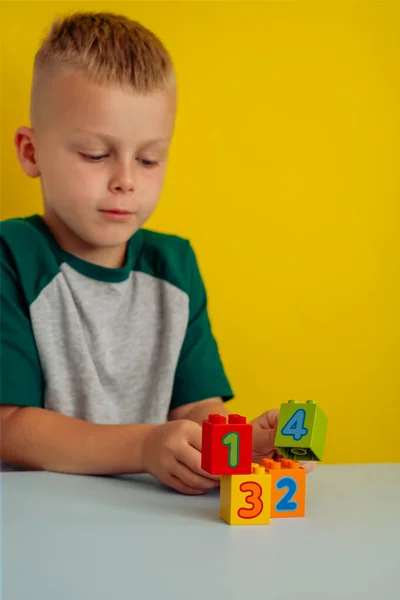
xmin=14 ymin=126 xmax=41 ymax=178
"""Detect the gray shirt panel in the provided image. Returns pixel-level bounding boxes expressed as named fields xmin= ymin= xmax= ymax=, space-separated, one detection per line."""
xmin=30 ymin=263 xmax=189 ymax=424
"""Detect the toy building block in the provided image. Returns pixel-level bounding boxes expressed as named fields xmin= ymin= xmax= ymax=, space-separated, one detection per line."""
xmin=220 ymin=463 xmax=271 ymax=525
xmin=201 ymin=413 xmax=253 ymax=475
xmin=274 ymin=400 xmax=328 ymax=461
xmin=262 ymin=458 xmax=306 ymax=518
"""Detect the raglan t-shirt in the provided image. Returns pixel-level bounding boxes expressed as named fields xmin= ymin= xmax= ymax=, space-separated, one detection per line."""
xmin=0 ymin=215 xmax=233 ymax=424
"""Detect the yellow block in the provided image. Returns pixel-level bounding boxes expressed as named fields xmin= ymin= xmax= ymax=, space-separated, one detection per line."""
xmin=220 ymin=464 xmax=271 ymax=526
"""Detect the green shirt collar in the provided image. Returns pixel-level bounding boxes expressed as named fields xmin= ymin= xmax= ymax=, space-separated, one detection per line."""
xmin=29 ymin=214 xmax=144 ymax=283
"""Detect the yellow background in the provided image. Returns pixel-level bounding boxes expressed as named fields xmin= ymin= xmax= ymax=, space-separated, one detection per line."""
xmin=1 ymin=1 xmax=399 ymax=463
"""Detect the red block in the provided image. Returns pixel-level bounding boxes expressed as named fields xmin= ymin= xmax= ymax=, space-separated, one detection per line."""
xmin=201 ymin=413 xmax=253 ymax=475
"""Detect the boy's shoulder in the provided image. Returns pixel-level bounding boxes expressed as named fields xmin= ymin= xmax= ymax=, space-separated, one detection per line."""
xmin=0 ymin=214 xmax=59 ymax=264
xmin=141 ymin=226 xmax=190 ymax=252
xmin=0 ymin=215 xmax=60 ymax=306
xmin=137 ymin=228 xmax=198 ymax=293
xmin=1 ymin=214 xmax=41 ymax=239
xmin=0 ymin=214 xmax=55 ymax=252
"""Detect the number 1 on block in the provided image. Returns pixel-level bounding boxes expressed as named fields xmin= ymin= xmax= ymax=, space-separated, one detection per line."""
xmin=222 ymin=432 xmax=240 ymax=468
xmin=201 ymin=414 xmax=253 ymax=475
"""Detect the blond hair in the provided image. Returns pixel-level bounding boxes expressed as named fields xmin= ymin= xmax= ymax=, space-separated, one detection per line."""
xmin=31 ymin=11 xmax=175 ymax=124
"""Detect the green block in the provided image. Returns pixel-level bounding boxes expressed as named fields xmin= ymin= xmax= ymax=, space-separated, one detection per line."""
xmin=274 ymin=400 xmax=328 ymax=461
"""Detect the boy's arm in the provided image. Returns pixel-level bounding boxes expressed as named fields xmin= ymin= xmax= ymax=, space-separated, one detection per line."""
xmin=168 ymin=243 xmax=234 ymax=417
xmin=168 ymin=397 xmax=229 ymax=425
xmin=0 ymin=405 xmax=155 ymax=474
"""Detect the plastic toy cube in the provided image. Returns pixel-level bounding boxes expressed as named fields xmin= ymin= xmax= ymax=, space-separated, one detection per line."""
xmin=201 ymin=413 xmax=253 ymax=476
xmin=220 ymin=464 xmax=271 ymax=525
xmin=262 ymin=458 xmax=306 ymax=518
xmin=274 ymin=400 xmax=328 ymax=461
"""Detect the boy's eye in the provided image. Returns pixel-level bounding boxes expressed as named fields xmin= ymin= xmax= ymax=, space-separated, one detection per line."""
xmin=79 ymin=154 xmax=159 ymax=167
xmin=80 ymin=153 xmax=108 ymax=162
xmin=138 ymin=158 xmax=158 ymax=168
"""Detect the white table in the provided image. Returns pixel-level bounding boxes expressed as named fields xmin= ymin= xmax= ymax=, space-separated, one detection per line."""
xmin=2 ymin=464 xmax=399 ymax=599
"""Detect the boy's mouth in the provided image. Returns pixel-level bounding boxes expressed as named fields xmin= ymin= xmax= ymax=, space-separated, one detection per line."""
xmin=99 ymin=209 xmax=134 ymax=222
xmin=100 ymin=209 xmax=132 ymax=214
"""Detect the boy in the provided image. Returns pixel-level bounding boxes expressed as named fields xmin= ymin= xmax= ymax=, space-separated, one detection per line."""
xmin=0 ymin=12 xmax=313 ymax=494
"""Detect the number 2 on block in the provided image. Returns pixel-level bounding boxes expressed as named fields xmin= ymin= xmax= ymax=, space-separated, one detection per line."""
xmin=275 ymin=477 xmax=298 ymax=512
xmin=281 ymin=409 xmax=308 ymax=441
xmin=222 ymin=432 xmax=240 ymax=467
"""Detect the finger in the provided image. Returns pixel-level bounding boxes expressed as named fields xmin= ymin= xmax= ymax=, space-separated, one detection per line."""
xmin=253 ymin=426 xmax=277 ymax=457
xmin=187 ymin=425 xmax=202 ymax=452
xmin=255 ymin=409 xmax=280 ymax=431
xmin=265 ymin=409 xmax=280 ymax=429
xmin=186 ymin=423 xmax=221 ymax=481
xmin=300 ymin=461 xmax=316 ymax=473
xmin=173 ymin=460 xmax=220 ymax=490
xmin=167 ymin=473 xmax=206 ymax=495
xmin=177 ymin=443 xmax=220 ymax=481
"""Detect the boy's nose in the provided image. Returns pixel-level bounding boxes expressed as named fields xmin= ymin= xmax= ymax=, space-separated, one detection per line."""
xmin=110 ymin=170 xmax=135 ymax=194
xmin=111 ymin=179 xmax=134 ymax=193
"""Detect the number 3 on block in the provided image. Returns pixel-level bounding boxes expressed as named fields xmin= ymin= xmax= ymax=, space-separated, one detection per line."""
xmin=220 ymin=466 xmax=271 ymax=525
xmin=237 ymin=481 xmax=263 ymax=519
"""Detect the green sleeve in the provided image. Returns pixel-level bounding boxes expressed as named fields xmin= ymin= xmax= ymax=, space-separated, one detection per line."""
xmin=0 ymin=240 xmax=44 ymax=407
xmin=170 ymin=243 xmax=234 ymax=409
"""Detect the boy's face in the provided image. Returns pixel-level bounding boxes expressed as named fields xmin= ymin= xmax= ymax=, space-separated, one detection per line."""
xmin=16 ymin=69 xmax=177 ymax=264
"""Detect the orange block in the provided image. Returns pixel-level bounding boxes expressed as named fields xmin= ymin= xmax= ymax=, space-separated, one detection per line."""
xmin=262 ymin=458 xmax=306 ymax=518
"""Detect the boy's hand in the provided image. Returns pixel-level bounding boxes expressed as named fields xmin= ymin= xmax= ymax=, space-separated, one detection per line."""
xmin=142 ymin=420 xmax=220 ymax=495
xmin=251 ymin=409 xmax=315 ymax=473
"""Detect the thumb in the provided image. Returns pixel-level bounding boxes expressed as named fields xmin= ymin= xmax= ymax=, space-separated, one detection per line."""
xmin=253 ymin=422 xmax=278 ymax=455
xmin=252 ymin=409 xmax=280 ymax=431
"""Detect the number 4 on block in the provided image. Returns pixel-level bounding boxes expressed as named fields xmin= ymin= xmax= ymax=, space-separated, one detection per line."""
xmin=274 ymin=400 xmax=328 ymax=462
xmin=201 ymin=414 xmax=253 ymax=475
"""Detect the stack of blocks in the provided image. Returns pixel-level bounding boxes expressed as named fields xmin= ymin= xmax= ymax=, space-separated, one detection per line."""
xmin=201 ymin=400 xmax=328 ymax=525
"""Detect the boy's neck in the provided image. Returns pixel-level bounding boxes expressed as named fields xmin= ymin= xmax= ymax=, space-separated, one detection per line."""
xmin=42 ymin=212 xmax=128 ymax=269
